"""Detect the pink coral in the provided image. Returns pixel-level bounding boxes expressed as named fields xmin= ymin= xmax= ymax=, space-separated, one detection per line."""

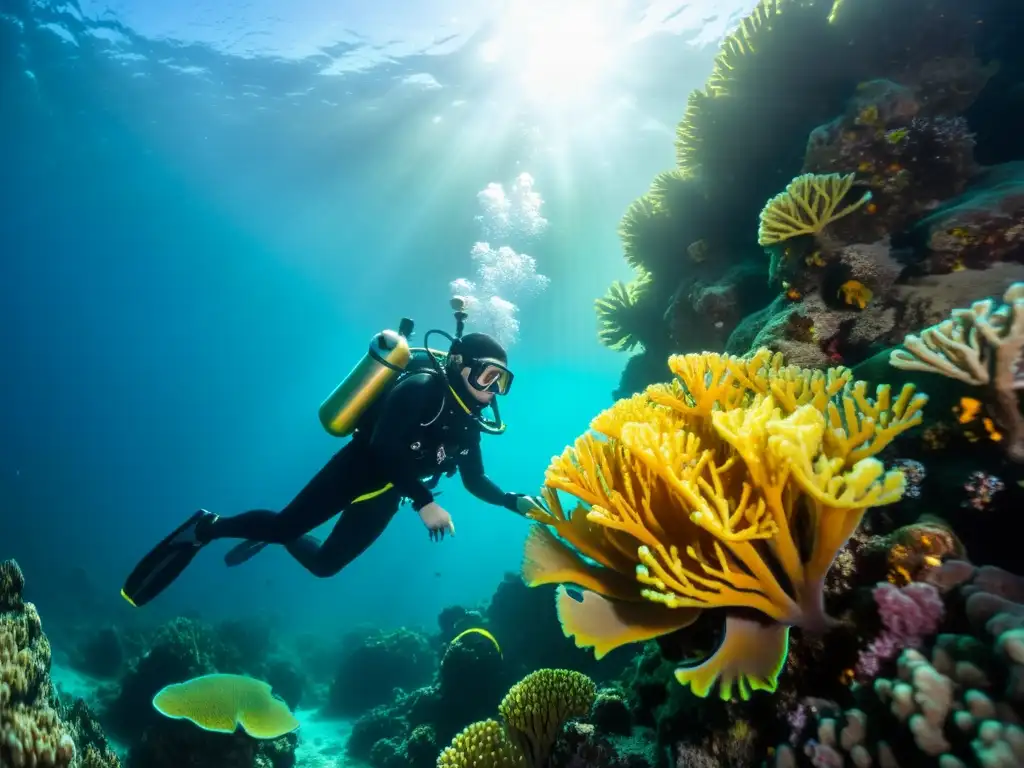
xmin=855 ymin=582 xmax=944 ymax=679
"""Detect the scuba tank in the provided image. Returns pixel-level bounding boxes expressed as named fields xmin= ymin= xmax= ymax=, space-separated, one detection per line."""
xmin=317 ymin=297 xmax=507 ymax=438
xmin=317 ymin=319 xmax=414 ymax=437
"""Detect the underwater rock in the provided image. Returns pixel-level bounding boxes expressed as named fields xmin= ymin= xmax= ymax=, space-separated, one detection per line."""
xmin=891 ymin=260 xmax=1024 ymax=336
xmin=327 ymin=627 xmax=434 ymax=716
xmin=665 ymin=263 xmax=774 ymax=354
xmin=802 ymin=79 xmax=978 ymax=240
xmin=263 ymin=659 xmax=305 ymax=711
xmin=126 ymin=717 xmax=297 ymax=768
xmin=910 ymin=161 xmax=1024 ymax=273
xmin=0 ymin=559 xmax=119 ymax=768
xmin=550 ymin=721 xmax=651 ymax=768
xmin=436 ymin=606 xmax=484 ymax=643
xmin=612 ymin=350 xmax=672 ymax=400
xmin=68 ymin=626 xmax=123 ymax=680
xmin=346 ymin=704 xmax=408 ymax=765
xmin=100 ymin=617 xmax=219 ymax=740
xmin=590 ymin=690 xmax=632 ymax=737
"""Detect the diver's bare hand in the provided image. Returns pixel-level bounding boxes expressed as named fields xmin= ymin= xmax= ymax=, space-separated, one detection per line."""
xmin=418 ymin=502 xmax=455 ymax=541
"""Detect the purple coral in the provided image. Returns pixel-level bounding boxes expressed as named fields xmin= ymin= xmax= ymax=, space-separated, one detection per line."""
xmin=855 ymin=582 xmax=944 ymax=679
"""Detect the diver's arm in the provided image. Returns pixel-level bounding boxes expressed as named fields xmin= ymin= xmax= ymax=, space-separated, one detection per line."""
xmin=367 ymin=373 xmax=437 ymax=510
xmin=458 ymin=440 xmax=520 ymax=512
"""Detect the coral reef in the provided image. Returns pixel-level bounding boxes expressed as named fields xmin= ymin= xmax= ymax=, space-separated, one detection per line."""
xmin=598 ymin=0 xmax=1021 ymax=400
xmin=779 ymin=561 xmax=1024 ymax=767
xmin=437 ymin=668 xmax=597 ymax=768
xmin=328 ymin=627 xmax=435 ymax=716
xmin=1 ymin=559 xmax=119 ymax=768
xmin=522 ymin=349 xmax=925 ymax=700
xmin=890 ymin=282 xmax=1024 ymax=461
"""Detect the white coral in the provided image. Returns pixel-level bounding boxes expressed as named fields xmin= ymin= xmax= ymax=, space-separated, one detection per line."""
xmin=890 ymin=282 xmax=1024 ymax=462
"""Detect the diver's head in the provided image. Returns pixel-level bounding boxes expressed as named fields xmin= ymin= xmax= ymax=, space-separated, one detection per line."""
xmin=447 ymin=332 xmax=513 ymax=406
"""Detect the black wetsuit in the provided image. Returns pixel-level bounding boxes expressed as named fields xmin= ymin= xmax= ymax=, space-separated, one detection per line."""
xmin=199 ymin=371 xmax=520 ymax=577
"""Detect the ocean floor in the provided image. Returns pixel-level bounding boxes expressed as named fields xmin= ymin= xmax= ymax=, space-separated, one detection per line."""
xmin=293 ymin=709 xmax=354 ymax=766
xmin=49 ymin=661 xmax=355 ymax=765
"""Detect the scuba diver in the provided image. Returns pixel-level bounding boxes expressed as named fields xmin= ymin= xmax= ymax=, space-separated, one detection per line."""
xmin=121 ymin=298 xmax=541 ymax=608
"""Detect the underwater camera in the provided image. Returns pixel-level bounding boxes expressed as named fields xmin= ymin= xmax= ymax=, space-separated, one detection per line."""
xmin=317 ymin=296 xmax=506 ymax=437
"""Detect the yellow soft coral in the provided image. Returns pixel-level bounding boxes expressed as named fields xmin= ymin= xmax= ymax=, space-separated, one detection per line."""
xmin=757 ymin=172 xmax=872 ymax=246
xmin=437 ymin=719 xmax=524 ymax=768
xmin=498 ymin=669 xmax=596 ymax=768
xmin=522 ymin=349 xmax=926 ymax=701
xmin=839 ymin=279 xmax=872 ymax=309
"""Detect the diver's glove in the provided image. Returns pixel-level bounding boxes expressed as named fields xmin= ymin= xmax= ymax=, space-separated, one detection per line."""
xmin=513 ymin=494 xmax=549 ymax=518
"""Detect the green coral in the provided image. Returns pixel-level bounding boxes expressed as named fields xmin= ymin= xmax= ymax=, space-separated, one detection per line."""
xmin=595 ymin=273 xmax=653 ymax=351
xmin=436 ymin=719 xmax=523 ymax=768
xmin=498 ymin=669 xmax=596 ymax=768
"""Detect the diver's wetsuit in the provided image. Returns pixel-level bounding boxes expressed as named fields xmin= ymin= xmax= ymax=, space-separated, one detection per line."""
xmin=198 ymin=371 xmax=520 ymax=577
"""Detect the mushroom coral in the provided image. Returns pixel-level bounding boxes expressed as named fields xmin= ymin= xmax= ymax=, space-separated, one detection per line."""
xmin=522 ymin=349 xmax=927 ymax=700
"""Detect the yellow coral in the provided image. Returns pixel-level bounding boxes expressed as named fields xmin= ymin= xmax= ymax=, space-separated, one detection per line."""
xmin=838 ymin=279 xmax=872 ymax=309
xmin=437 ymin=719 xmax=524 ymax=768
xmin=498 ymin=669 xmax=596 ymax=768
xmin=757 ymin=173 xmax=872 ymax=247
xmin=522 ymin=349 xmax=926 ymax=701
xmin=152 ymin=674 xmax=300 ymax=739
xmin=595 ymin=272 xmax=652 ymax=352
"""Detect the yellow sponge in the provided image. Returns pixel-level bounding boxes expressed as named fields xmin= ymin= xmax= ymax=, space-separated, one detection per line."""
xmin=152 ymin=673 xmax=299 ymax=740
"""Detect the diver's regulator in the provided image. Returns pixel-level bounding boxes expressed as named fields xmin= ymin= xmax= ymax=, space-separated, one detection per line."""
xmin=317 ymin=296 xmax=505 ymax=438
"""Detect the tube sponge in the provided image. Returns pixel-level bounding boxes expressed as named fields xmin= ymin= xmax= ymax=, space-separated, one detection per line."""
xmin=152 ymin=674 xmax=300 ymax=740
xmin=498 ymin=669 xmax=596 ymax=768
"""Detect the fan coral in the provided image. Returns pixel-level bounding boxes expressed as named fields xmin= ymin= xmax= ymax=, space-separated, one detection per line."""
xmin=889 ymin=282 xmax=1024 ymax=462
xmin=522 ymin=349 xmax=927 ymax=701
xmin=498 ymin=669 xmax=596 ymax=768
xmin=757 ymin=172 xmax=873 ymax=247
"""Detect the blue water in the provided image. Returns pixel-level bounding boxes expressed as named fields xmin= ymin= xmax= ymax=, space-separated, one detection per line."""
xmin=0 ymin=0 xmax=750 ymax=636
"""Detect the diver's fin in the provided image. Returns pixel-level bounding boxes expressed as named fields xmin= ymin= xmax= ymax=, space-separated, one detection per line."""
xmin=224 ymin=540 xmax=269 ymax=568
xmin=121 ymin=510 xmax=215 ymax=608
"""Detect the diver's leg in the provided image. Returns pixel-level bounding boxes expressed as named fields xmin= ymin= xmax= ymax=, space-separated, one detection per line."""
xmin=284 ymin=489 xmax=402 ymax=578
xmin=200 ymin=445 xmax=371 ymax=544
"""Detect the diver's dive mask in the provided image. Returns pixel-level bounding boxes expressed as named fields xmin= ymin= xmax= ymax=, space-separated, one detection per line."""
xmin=466 ymin=357 xmax=514 ymax=396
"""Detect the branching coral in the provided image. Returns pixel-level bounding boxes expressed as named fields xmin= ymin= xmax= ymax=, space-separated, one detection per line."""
xmin=757 ymin=172 xmax=873 ymax=247
xmin=889 ymin=282 xmax=1024 ymax=462
xmin=595 ymin=273 xmax=653 ymax=351
xmin=522 ymin=349 xmax=927 ymax=701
